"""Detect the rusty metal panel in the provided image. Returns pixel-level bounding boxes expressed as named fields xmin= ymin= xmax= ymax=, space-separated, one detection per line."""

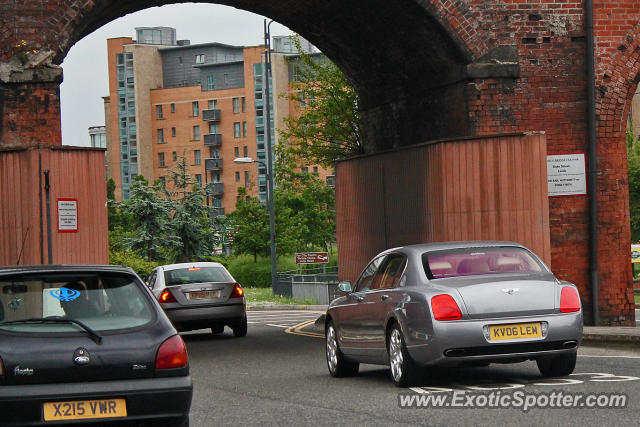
xmin=336 ymin=133 xmax=550 ymax=282
xmin=0 ymin=146 xmax=108 ymax=266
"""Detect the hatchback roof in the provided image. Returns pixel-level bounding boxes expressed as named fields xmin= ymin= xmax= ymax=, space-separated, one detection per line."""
xmin=0 ymin=264 xmax=136 ymax=277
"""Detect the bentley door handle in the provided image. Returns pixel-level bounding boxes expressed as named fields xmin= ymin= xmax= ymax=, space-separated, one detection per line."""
xmin=381 ymin=294 xmax=390 ymax=301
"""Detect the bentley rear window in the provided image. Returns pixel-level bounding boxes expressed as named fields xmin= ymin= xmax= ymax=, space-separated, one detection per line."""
xmin=423 ymin=247 xmax=545 ymax=279
xmin=0 ymin=272 xmax=154 ymax=333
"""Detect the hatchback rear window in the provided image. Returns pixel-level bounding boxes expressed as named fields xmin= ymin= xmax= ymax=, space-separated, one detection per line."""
xmin=423 ymin=247 xmax=546 ymax=279
xmin=164 ymin=266 xmax=232 ymax=286
xmin=0 ymin=272 xmax=155 ymax=333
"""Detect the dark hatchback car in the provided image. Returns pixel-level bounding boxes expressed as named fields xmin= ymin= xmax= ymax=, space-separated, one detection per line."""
xmin=0 ymin=265 xmax=192 ymax=426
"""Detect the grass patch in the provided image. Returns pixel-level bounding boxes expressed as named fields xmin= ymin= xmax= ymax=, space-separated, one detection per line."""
xmin=635 ymin=293 xmax=639 ymax=304
xmin=244 ymin=287 xmax=316 ymax=306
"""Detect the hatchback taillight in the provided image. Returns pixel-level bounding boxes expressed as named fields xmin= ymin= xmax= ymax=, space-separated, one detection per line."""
xmin=431 ymin=294 xmax=462 ymax=321
xmin=560 ymin=287 xmax=581 ymax=313
xmin=229 ymin=283 xmax=244 ymax=298
xmin=159 ymin=288 xmax=177 ymax=303
xmin=155 ymin=335 xmax=188 ymax=370
xmin=0 ymin=356 xmax=4 ymax=377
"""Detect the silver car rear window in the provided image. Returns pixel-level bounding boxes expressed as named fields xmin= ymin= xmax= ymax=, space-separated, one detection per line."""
xmin=0 ymin=273 xmax=155 ymax=333
xmin=164 ymin=266 xmax=232 ymax=285
xmin=423 ymin=247 xmax=546 ymax=279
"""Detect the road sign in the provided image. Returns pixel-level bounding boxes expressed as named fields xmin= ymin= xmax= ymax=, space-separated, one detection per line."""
xmin=295 ymin=252 xmax=329 ymax=264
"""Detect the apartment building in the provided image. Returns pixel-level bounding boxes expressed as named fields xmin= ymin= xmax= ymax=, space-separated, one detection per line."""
xmin=104 ymin=27 xmax=331 ymax=214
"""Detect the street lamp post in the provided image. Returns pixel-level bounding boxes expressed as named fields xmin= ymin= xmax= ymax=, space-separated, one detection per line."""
xmin=234 ymin=156 xmax=277 ymax=293
xmin=263 ymin=19 xmax=277 ymax=294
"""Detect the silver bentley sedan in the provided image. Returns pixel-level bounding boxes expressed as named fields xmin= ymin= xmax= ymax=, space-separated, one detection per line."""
xmin=325 ymin=242 xmax=583 ymax=387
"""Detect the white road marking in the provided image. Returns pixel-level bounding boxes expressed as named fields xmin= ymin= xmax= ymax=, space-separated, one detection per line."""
xmin=266 ymin=324 xmax=290 ymax=328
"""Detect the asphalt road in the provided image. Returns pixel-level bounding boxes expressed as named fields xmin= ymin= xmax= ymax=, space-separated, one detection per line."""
xmin=182 ymin=311 xmax=640 ymax=426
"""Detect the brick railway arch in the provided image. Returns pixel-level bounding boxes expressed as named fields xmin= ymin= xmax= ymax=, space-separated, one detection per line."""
xmin=2 ymin=1 xmax=639 ymax=325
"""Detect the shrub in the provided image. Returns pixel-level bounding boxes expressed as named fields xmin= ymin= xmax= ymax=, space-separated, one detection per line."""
xmin=227 ymin=255 xmax=272 ymax=288
xmin=110 ymin=250 xmax=160 ymax=279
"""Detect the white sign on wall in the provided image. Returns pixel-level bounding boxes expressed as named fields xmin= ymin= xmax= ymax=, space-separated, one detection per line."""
xmin=547 ymin=153 xmax=587 ymax=197
xmin=57 ymin=198 xmax=78 ymax=232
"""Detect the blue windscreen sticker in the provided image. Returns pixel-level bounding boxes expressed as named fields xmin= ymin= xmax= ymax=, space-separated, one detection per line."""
xmin=50 ymin=287 xmax=81 ymax=302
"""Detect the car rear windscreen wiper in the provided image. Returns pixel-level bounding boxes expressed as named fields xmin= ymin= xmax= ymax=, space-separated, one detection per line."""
xmin=0 ymin=317 xmax=103 ymax=344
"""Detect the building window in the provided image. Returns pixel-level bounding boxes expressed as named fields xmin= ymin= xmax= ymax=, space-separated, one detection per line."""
xmin=234 ymin=147 xmax=239 ymax=157
xmin=299 ymin=93 xmax=306 ymax=107
xmin=234 ymin=122 xmax=241 ymax=138
xmin=242 ymin=121 xmax=247 ymax=137
xmin=235 ymin=171 xmax=240 ymax=182
xmin=195 ymin=174 xmax=202 ymax=187
xmin=241 ymin=97 xmax=246 ymax=112
xmin=171 ymin=103 xmax=175 ymax=113
xmin=233 ymin=97 xmax=240 ymax=113
xmin=158 ymin=153 xmax=165 ymax=168
xmin=208 ymin=99 xmax=217 ymax=109
xmin=207 ymin=75 xmax=215 ymax=91
xmin=209 ymin=123 xmax=219 ymax=133
xmin=195 ymin=54 xmax=205 ymax=64
xmin=193 ymin=125 xmax=200 ymax=140
xmin=192 ymin=101 xmax=199 ymax=117
xmin=173 ymin=151 xmax=177 ymax=162
xmin=172 ymin=127 xmax=176 ymax=137
xmin=243 ymin=146 xmax=248 ymax=157
xmin=210 ymin=148 xmax=219 ymax=158
xmin=313 ymin=166 xmax=318 ymax=173
xmin=302 ymin=167 xmax=308 ymax=173
xmin=244 ymin=171 xmax=250 ymax=186
xmin=156 ymin=105 xmax=163 ymax=119
xmin=157 ymin=128 xmax=165 ymax=144
xmin=194 ymin=150 xmax=201 ymax=165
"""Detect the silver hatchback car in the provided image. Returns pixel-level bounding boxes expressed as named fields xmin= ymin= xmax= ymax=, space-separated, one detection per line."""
xmin=147 ymin=262 xmax=247 ymax=337
xmin=325 ymin=242 xmax=583 ymax=387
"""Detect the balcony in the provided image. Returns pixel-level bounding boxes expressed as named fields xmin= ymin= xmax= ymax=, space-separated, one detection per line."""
xmin=204 ymin=133 xmax=222 ymax=147
xmin=202 ymin=109 xmax=221 ymax=122
xmin=210 ymin=207 xmax=225 ymax=218
xmin=205 ymin=158 xmax=223 ymax=171
xmin=207 ymin=182 xmax=224 ymax=196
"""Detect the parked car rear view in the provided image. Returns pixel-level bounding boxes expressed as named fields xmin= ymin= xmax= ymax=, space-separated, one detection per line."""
xmin=0 ymin=265 xmax=192 ymax=426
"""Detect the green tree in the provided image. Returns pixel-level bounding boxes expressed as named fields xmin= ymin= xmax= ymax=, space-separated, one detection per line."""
xmin=275 ymin=145 xmax=336 ymax=252
xmin=162 ymin=155 xmax=215 ymax=262
xmin=228 ymin=187 xmax=269 ymax=262
xmin=279 ymin=37 xmax=363 ymax=166
xmin=120 ymin=176 xmax=178 ymax=261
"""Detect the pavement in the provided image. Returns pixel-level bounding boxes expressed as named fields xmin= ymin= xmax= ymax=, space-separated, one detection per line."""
xmin=249 ymin=304 xmax=640 ymax=346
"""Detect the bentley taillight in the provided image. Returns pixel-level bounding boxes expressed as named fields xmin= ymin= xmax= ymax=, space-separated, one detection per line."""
xmin=560 ymin=287 xmax=581 ymax=313
xmin=431 ymin=294 xmax=462 ymax=321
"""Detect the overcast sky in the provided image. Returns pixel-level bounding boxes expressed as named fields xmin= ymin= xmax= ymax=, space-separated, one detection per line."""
xmin=60 ymin=3 xmax=292 ymax=146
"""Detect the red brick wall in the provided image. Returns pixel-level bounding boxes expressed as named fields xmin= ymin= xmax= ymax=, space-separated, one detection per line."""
xmin=0 ymin=83 xmax=62 ymax=147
